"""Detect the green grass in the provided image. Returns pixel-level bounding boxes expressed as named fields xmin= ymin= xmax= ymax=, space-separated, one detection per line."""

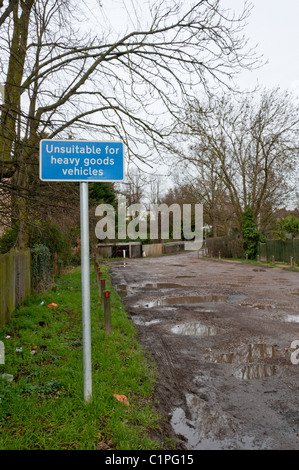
xmin=0 ymin=264 xmax=173 ymax=450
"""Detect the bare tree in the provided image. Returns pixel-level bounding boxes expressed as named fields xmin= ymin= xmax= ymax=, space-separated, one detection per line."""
xmin=177 ymin=88 xmax=299 ymax=233
xmin=115 ymin=167 xmax=146 ymax=205
xmin=0 ymin=0 xmax=257 ymax=247
xmin=0 ymin=0 xmax=18 ymax=28
xmin=171 ymin=169 xmax=233 ymax=236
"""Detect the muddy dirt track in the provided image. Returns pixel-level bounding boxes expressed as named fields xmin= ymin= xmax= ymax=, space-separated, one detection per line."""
xmin=109 ymin=252 xmax=299 ymax=450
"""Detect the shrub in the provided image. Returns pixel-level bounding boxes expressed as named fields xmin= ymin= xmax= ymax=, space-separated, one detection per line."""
xmin=0 ymin=226 xmax=18 ymax=254
xmin=30 ymin=220 xmax=72 ymax=266
xmin=31 ymin=244 xmax=53 ymax=292
xmin=242 ymin=208 xmax=261 ymax=259
xmin=206 ymin=235 xmax=244 ymax=258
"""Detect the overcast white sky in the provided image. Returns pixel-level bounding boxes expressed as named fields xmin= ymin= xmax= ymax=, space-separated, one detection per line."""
xmin=89 ymin=0 xmax=299 ymax=206
xmin=223 ymin=0 xmax=299 ymax=95
xmin=96 ymin=0 xmax=299 ymax=95
xmin=218 ymin=0 xmax=299 ymax=210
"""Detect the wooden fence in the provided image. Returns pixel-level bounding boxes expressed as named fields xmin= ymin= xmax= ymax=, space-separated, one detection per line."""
xmin=258 ymin=239 xmax=299 ymax=264
xmin=0 ymin=249 xmax=31 ymax=326
xmin=206 ymin=236 xmax=244 ymax=259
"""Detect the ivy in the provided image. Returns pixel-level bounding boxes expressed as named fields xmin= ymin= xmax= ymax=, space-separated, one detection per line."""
xmin=31 ymin=244 xmax=52 ymax=292
xmin=242 ymin=208 xmax=261 ymax=259
xmin=0 ymin=225 xmax=18 ymax=254
xmin=29 ymin=220 xmax=72 ymax=265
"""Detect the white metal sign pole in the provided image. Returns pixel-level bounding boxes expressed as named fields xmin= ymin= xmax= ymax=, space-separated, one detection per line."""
xmin=80 ymin=182 xmax=92 ymax=403
xmin=40 ymin=140 xmax=124 ymax=404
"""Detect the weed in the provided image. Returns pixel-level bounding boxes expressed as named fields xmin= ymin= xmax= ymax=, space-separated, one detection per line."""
xmin=0 ymin=264 xmax=170 ymax=450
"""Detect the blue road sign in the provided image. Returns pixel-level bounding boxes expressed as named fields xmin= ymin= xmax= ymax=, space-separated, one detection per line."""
xmin=40 ymin=140 xmax=124 ymax=182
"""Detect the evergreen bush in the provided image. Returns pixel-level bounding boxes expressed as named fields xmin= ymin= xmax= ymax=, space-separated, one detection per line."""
xmin=31 ymin=244 xmax=52 ymax=292
xmin=242 ymin=208 xmax=261 ymax=259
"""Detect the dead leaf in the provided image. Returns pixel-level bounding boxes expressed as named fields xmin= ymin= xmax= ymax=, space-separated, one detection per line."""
xmin=113 ymin=394 xmax=130 ymax=406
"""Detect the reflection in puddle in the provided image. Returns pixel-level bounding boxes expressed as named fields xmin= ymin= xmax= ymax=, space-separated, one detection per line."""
xmin=132 ymin=316 xmax=161 ymax=327
xmin=234 ymin=364 xmax=277 ymax=380
xmin=285 ymin=314 xmax=299 ymax=323
xmin=241 ymin=303 xmax=274 ymax=310
xmin=117 ymin=284 xmax=131 ymax=297
xmin=207 ymin=343 xmax=281 ymax=364
xmin=171 ymin=394 xmax=265 ymax=449
xmin=119 ymin=282 xmax=248 ymax=307
xmin=176 ymin=275 xmax=196 ymax=278
xmin=227 ymin=294 xmax=247 ymax=303
xmin=171 ymin=393 xmax=234 ymax=449
xmin=134 ymin=294 xmax=249 ymax=308
xmin=166 ymin=295 xmax=227 ymax=305
xmin=117 ymin=282 xmax=186 ymax=296
xmin=139 ymin=294 xmax=228 ymax=308
xmin=144 ymin=283 xmax=184 ymax=289
xmin=206 ymin=343 xmax=282 ymax=381
xmin=225 ymin=284 xmax=245 ymax=287
xmin=171 ymin=322 xmax=223 ymax=336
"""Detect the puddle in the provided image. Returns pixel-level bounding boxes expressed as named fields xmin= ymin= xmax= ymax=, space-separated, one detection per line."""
xmin=139 ymin=294 xmax=228 ymax=308
xmin=136 ymin=294 xmax=249 ymax=308
xmin=171 ymin=393 xmax=235 ymax=448
xmin=227 ymin=294 xmax=247 ymax=303
xmin=143 ymin=283 xmax=184 ymax=289
xmin=224 ymin=284 xmax=245 ymax=288
xmin=132 ymin=316 xmax=161 ymax=327
xmin=241 ymin=303 xmax=274 ymax=310
xmin=194 ymin=309 xmax=215 ymax=313
xmin=205 ymin=343 xmax=282 ymax=381
xmin=117 ymin=284 xmax=132 ymax=297
xmin=171 ymin=322 xmax=223 ymax=336
xmin=234 ymin=364 xmax=277 ymax=380
xmin=285 ymin=314 xmax=299 ymax=323
xmin=176 ymin=275 xmax=196 ymax=279
xmin=117 ymin=282 xmax=185 ymax=295
xmin=207 ymin=343 xmax=281 ymax=364
xmin=170 ymin=394 xmax=267 ymax=449
xmin=166 ymin=295 xmax=227 ymax=305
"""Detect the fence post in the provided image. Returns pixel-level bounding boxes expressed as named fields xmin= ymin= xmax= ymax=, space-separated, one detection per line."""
xmin=98 ymin=274 xmax=104 ymax=298
xmin=101 ymin=279 xmax=106 ymax=310
xmin=1 ymin=249 xmax=32 ymax=326
xmin=104 ymin=290 xmax=111 ymax=334
xmin=97 ymin=268 xmax=102 ymax=287
xmin=257 ymin=255 xmax=260 ymax=263
xmin=290 ymin=256 xmax=294 ymax=267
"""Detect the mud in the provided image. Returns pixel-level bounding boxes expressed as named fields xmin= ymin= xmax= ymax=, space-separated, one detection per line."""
xmin=109 ymin=252 xmax=299 ymax=450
